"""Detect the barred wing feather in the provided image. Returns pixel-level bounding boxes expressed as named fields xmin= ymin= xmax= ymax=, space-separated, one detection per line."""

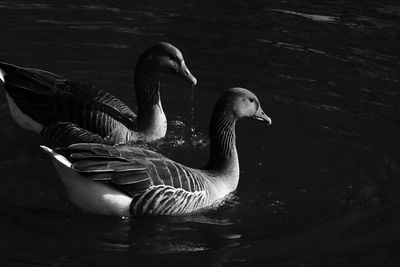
xmin=58 ymin=144 xmax=152 ymax=196
xmin=41 ymin=122 xmax=105 ymax=146
xmin=130 ymin=185 xmax=208 ymax=216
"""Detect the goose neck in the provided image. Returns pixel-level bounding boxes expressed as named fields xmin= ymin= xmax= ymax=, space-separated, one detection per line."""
xmin=134 ymin=65 xmax=166 ymax=140
xmin=134 ymin=68 xmax=160 ymax=111
xmin=206 ymin=110 xmax=239 ymax=182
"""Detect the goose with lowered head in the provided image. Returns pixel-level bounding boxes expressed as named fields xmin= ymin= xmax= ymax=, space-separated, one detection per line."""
xmin=0 ymin=42 xmax=197 ymax=146
xmin=41 ymin=87 xmax=271 ymax=216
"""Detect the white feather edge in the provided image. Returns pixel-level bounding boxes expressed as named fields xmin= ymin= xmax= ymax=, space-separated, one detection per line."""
xmin=1 ymin=69 xmax=43 ymax=133
xmin=0 ymin=68 xmax=5 ymax=83
xmin=40 ymin=145 xmax=72 ymax=168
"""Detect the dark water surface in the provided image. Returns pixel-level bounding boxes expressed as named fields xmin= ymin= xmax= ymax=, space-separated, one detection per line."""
xmin=1 ymin=0 xmax=400 ymax=265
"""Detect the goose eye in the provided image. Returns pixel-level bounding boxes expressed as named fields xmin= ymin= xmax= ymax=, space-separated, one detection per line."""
xmin=169 ymin=55 xmax=177 ymax=62
xmin=249 ymin=98 xmax=255 ymax=103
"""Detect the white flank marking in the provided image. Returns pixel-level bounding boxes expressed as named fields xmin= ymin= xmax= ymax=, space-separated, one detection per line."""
xmin=0 ymin=69 xmax=5 ymax=82
xmin=5 ymin=92 xmax=43 ymax=133
xmin=40 ymin=145 xmax=132 ymax=216
xmin=40 ymin=145 xmax=72 ymax=168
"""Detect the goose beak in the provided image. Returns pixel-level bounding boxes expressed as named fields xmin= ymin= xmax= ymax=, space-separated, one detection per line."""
xmin=253 ymin=107 xmax=272 ymax=125
xmin=178 ymin=60 xmax=197 ymax=86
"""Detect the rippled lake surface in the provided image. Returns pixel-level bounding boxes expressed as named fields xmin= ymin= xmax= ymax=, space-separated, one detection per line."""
xmin=0 ymin=0 xmax=399 ymax=265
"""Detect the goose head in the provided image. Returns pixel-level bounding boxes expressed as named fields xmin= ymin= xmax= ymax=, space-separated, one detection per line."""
xmin=220 ymin=87 xmax=272 ymax=124
xmin=137 ymin=42 xmax=197 ymax=85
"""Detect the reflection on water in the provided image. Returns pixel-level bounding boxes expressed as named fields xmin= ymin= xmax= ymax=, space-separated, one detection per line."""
xmin=0 ymin=0 xmax=400 ymax=265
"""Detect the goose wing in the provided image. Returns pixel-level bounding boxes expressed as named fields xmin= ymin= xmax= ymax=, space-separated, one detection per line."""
xmin=41 ymin=122 xmax=107 ymax=146
xmin=57 ymin=143 xmax=162 ymax=196
xmin=0 ymin=62 xmax=136 ymax=128
xmin=58 ymin=143 xmax=206 ymax=196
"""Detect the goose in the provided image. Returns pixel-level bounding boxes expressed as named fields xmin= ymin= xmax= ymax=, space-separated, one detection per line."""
xmin=41 ymin=88 xmax=272 ymax=216
xmin=0 ymin=42 xmax=197 ymax=146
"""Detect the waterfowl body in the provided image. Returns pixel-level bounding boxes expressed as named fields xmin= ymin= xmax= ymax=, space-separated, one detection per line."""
xmin=0 ymin=42 xmax=197 ymax=146
xmin=42 ymin=88 xmax=272 ymax=216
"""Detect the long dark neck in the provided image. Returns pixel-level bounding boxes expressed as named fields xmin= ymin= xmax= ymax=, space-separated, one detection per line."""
xmin=134 ymin=61 xmax=166 ymax=140
xmin=135 ymin=69 xmax=160 ymax=114
xmin=206 ymin=106 xmax=239 ymax=180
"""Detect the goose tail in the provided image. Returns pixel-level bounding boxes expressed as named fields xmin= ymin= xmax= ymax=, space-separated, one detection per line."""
xmin=0 ymin=68 xmax=5 ymax=96
xmin=40 ymin=145 xmax=72 ymax=168
xmin=0 ymin=68 xmax=5 ymax=83
xmin=40 ymin=145 xmax=132 ymax=216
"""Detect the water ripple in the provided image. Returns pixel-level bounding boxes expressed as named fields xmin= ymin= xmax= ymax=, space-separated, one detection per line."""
xmin=269 ymin=9 xmax=339 ymax=23
xmin=257 ymin=38 xmax=327 ymax=54
xmin=64 ymin=25 xmax=164 ymax=36
xmin=80 ymin=5 xmax=122 ymax=13
xmin=36 ymin=19 xmax=114 ymax=25
xmin=82 ymin=43 xmax=129 ymax=49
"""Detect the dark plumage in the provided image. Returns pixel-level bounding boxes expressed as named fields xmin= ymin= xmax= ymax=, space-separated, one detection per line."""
xmin=0 ymin=42 xmax=197 ymax=146
xmin=42 ymin=88 xmax=272 ymax=216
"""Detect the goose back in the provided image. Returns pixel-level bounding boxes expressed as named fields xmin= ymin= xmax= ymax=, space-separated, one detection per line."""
xmin=1 ymin=62 xmax=136 ymax=137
